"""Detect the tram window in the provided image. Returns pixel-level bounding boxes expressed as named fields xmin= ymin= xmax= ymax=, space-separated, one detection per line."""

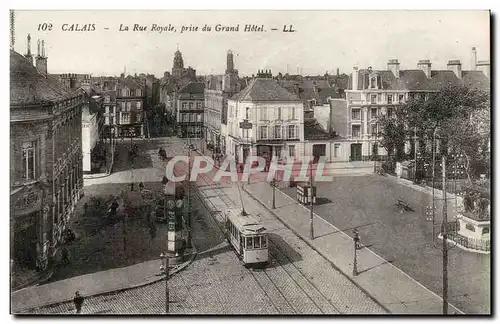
xmin=247 ymin=237 xmax=253 ymax=249
xmin=261 ymin=236 xmax=267 ymax=248
xmin=254 ymin=237 xmax=261 ymax=249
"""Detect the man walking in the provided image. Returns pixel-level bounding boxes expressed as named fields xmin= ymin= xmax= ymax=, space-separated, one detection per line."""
xmin=73 ymin=291 xmax=84 ymax=314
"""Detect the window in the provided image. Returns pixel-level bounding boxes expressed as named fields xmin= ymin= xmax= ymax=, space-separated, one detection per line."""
xmin=260 ymin=126 xmax=268 ymax=139
xmin=197 ymin=114 xmax=202 ymax=122
xmin=254 ymin=236 xmax=261 ymax=248
xmin=127 ymin=102 xmax=132 ymax=111
xmin=352 ymin=125 xmax=361 ymax=138
xmin=189 ymin=102 xmax=194 ymax=109
xmin=466 ymin=223 xmax=475 ymax=232
xmin=105 ymin=106 xmax=109 ymax=114
xmin=334 ymin=144 xmax=340 ymax=158
xmin=351 ymin=108 xmax=361 ymax=120
xmin=289 ymin=145 xmax=296 ymax=157
xmin=121 ymin=112 xmax=130 ymax=124
xmin=136 ymin=101 xmax=141 ymax=109
xmin=261 ymin=236 xmax=267 ymax=248
xmin=371 ymin=108 xmax=378 ymax=119
xmin=274 ymin=125 xmax=282 ymax=139
xmin=105 ymin=96 xmax=110 ymax=103
xmin=181 ymin=113 xmax=188 ymax=122
xmin=276 ymin=107 xmax=282 ymax=120
xmin=197 ymin=102 xmax=203 ymax=109
xmin=370 ymin=95 xmax=377 ymax=104
xmin=371 ymin=123 xmax=378 ymax=136
xmin=182 ymin=102 xmax=188 ymax=110
xmin=136 ymin=113 xmax=142 ymax=123
xmin=247 ymin=237 xmax=253 ymax=249
xmin=291 ymin=107 xmax=296 ymax=120
xmin=260 ymin=107 xmax=268 ymax=120
xmin=399 ymin=94 xmax=405 ymax=102
xmin=246 ymin=107 xmax=250 ymax=120
xmin=190 ymin=114 xmax=196 ymax=122
xmin=387 ymin=95 xmax=393 ymax=104
xmin=22 ymin=141 xmax=36 ymax=180
xmin=288 ymin=125 xmax=296 ymax=139
xmin=386 ymin=108 xmax=393 ymax=118
xmin=370 ymin=77 xmax=377 ymax=88
xmin=482 ymin=227 xmax=490 ymax=234
xmin=136 ymin=89 xmax=142 ymax=96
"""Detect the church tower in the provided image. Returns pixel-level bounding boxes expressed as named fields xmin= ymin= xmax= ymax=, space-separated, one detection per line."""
xmin=226 ymin=50 xmax=234 ymax=74
xmin=172 ymin=48 xmax=184 ymax=78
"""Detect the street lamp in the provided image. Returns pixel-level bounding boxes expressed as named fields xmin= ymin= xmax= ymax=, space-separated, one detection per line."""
xmin=353 ymin=228 xmax=360 ymax=276
xmin=271 ymin=178 xmax=277 ymax=209
xmin=159 ymin=252 xmax=169 ymax=314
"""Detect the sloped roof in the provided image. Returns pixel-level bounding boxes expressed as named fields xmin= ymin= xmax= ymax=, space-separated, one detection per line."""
xmin=304 ymin=118 xmax=336 ymax=140
xmin=10 ymin=50 xmax=78 ymax=106
xmin=231 ymin=78 xmax=300 ymax=102
xmin=179 ymin=82 xmax=205 ymax=94
xmin=350 ymin=67 xmax=490 ymax=92
xmin=461 ymin=71 xmax=490 ymax=90
xmin=117 ymin=77 xmax=143 ymax=90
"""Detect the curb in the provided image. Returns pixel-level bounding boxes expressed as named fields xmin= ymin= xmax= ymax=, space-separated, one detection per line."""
xmin=241 ymin=184 xmax=391 ymax=314
xmin=14 ymin=249 xmax=198 ymax=314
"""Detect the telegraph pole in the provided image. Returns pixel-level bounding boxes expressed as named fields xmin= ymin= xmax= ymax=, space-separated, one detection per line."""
xmin=441 ymin=154 xmax=449 ymax=315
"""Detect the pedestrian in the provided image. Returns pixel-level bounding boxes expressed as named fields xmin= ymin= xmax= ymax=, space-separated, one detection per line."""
xmin=73 ymin=291 xmax=84 ymax=314
xmin=139 ymin=182 xmax=144 ymax=191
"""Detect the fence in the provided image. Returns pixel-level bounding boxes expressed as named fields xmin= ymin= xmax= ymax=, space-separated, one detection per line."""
xmin=447 ymin=231 xmax=490 ymax=252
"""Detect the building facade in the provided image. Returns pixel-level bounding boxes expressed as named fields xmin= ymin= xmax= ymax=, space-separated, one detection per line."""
xmin=102 ymin=77 xmax=146 ymax=138
xmin=345 ymin=54 xmax=490 ymax=162
xmin=10 ymin=42 xmax=84 ymax=274
xmin=204 ymin=50 xmax=242 ymax=154
xmin=82 ymin=93 xmax=105 ymax=173
xmin=225 ymin=77 xmax=305 ymax=164
xmin=177 ymin=82 xmax=205 ymax=138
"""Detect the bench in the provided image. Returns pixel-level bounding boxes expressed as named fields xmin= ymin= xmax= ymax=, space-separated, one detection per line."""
xmin=395 ymin=199 xmax=413 ymax=212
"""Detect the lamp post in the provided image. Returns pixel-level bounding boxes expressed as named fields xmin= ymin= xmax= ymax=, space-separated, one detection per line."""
xmin=353 ymin=228 xmax=359 ymax=276
xmin=271 ymin=178 xmax=276 ymax=209
xmin=309 ymin=161 xmax=314 ymax=240
xmin=159 ymin=252 xmax=169 ymax=314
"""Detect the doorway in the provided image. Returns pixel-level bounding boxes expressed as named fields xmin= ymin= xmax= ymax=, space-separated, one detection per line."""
xmin=350 ymin=143 xmax=362 ymax=161
xmin=312 ymin=144 xmax=327 ymax=163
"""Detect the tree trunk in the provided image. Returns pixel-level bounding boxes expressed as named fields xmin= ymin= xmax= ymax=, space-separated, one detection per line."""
xmin=464 ymin=152 xmax=473 ymax=186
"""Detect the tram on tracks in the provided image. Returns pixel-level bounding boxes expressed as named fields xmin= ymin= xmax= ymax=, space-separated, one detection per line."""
xmin=225 ymin=208 xmax=269 ymax=267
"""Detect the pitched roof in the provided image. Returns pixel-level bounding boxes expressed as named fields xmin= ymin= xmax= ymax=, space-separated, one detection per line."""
xmin=10 ymin=50 xmax=78 ymax=106
xmin=350 ymin=67 xmax=490 ymax=92
xmin=231 ymin=78 xmax=300 ymax=102
xmin=179 ymin=82 xmax=205 ymax=94
xmin=117 ymin=77 xmax=143 ymax=90
xmin=304 ymin=118 xmax=336 ymax=140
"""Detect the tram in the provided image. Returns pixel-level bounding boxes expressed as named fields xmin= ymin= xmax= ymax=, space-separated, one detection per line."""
xmin=225 ymin=208 xmax=269 ymax=267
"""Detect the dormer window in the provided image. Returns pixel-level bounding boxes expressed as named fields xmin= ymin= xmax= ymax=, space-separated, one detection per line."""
xmin=370 ymin=77 xmax=377 ymax=89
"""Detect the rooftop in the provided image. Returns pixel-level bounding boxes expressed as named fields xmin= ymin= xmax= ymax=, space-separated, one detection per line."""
xmin=231 ymin=78 xmax=301 ymax=102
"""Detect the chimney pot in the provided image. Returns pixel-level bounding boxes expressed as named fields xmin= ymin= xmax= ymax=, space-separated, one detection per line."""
xmin=447 ymin=60 xmax=462 ymax=79
xmin=387 ymin=59 xmax=400 ymax=78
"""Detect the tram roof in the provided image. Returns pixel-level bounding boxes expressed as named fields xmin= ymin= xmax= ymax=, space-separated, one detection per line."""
xmin=226 ymin=209 xmax=266 ymax=234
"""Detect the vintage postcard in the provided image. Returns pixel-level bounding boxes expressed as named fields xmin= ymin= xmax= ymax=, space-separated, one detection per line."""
xmin=9 ymin=9 xmax=491 ymax=315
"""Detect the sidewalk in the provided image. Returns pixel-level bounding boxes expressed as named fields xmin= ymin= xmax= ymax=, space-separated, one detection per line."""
xmin=243 ymin=181 xmax=464 ymax=314
xmin=12 ymin=251 xmax=196 ymax=313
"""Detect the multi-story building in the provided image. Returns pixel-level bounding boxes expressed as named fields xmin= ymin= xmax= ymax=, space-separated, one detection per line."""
xmin=177 ymin=82 xmax=205 ymax=138
xmin=55 ymin=73 xmax=92 ymax=89
xmin=225 ymin=76 xmax=305 ymax=164
xmin=204 ymin=50 xmax=241 ymax=154
xmin=10 ymin=39 xmax=84 ymax=275
xmin=345 ymin=53 xmax=490 ymax=162
xmin=102 ymin=77 xmax=145 ymax=138
xmin=82 ymin=92 xmax=105 ymax=173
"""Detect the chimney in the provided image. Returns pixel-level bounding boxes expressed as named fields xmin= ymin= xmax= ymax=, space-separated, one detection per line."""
xmin=476 ymin=60 xmax=490 ymax=78
xmin=387 ymin=59 xmax=400 ymax=78
xmin=35 ymin=39 xmax=48 ymax=77
xmin=336 ymin=68 xmax=340 ymax=76
xmin=351 ymin=66 xmax=359 ymax=90
xmin=24 ymin=34 xmax=33 ymax=66
xmin=447 ymin=60 xmax=462 ymax=79
xmin=417 ymin=60 xmax=432 ymax=78
xmin=472 ymin=47 xmax=477 ymax=70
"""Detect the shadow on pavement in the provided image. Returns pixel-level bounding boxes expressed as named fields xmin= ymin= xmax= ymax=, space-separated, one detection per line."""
xmin=266 ymin=233 xmax=302 ymax=269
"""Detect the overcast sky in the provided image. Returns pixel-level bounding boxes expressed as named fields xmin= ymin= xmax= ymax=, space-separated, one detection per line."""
xmin=12 ymin=10 xmax=490 ymax=78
